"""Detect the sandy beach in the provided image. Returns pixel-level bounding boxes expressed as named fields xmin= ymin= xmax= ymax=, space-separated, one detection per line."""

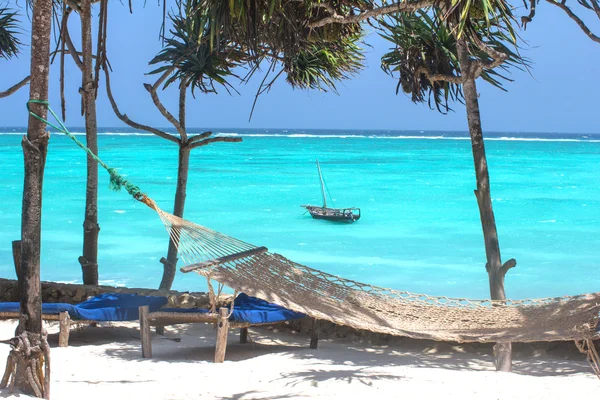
xmin=0 ymin=319 xmax=597 ymax=399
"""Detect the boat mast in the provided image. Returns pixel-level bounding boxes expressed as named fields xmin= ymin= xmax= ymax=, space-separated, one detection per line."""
xmin=316 ymin=159 xmax=327 ymax=208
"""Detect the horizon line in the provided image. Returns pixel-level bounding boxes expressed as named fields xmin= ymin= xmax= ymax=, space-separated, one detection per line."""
xmin=1 ymin=126 xmax=599 ymax=136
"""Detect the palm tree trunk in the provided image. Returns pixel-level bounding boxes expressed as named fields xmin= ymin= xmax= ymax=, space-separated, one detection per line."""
xmin=78 ymin=0 xmax=100 ymax=285
xmin=159 ymin=145 xmax=190 ymax=290
xmin=457 ymin=40 xmax=513 ymax=372
xmin=0 ymin=0 xmax=53 ymax=396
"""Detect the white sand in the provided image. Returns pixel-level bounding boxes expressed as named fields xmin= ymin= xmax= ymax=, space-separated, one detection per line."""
xmin=0 ymin=319 xmax=597 ymax=399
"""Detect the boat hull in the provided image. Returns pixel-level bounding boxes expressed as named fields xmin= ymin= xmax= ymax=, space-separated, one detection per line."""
xmin=302 ymin=206 xmax=360 ymax=223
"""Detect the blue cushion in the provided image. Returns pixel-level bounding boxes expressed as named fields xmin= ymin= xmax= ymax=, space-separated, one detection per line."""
xmin=0 ymin=293 xmax=168 ymax=321
xmin=72 ymin=293 xmax=168 ymax=321
xmin=161 ymin=293 xmax=305 ymax=324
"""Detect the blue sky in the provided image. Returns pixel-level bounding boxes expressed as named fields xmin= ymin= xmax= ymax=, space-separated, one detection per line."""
xmin=1 ymin=2 xmax=599 ymax=133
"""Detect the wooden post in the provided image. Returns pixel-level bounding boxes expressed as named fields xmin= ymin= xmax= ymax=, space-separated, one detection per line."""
xmin=310 ymin=318 xmax=319 ymax=349
xmin=139 ymin=306 xmax=152 ymax=358
xmin=214 ymin=307 xmax=230 ymax=363
xmin=240 ymin=327 xmax=248 ymax=344
xmin=11 ymin=240 xmax=21 ymax=279
xmin=58 ymin=311 xmax=70 ymax=347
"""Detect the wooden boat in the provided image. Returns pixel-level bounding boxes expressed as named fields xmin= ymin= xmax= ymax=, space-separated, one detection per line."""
xmin=301 ymin=160 xmax=361 ymax=223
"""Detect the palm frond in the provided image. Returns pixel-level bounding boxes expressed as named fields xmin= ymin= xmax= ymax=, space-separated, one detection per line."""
xmin=0 ymin=8 xmax=22 ymax=60
xmin=283 ymin=31 xmax=364 ymax=92
xmin=152 ymin=0 xmax=366 ymax=94
xmin=149 ymin=0 xmax=247 ymax=95
xmin=379 ymin=9 xmax=528 ymax=113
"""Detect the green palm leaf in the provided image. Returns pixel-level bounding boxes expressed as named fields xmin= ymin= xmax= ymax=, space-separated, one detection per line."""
xmin=379 ymin=9 xmax=528 ymax=113
xmin=0 ymin=8 xmax=22 ymax=60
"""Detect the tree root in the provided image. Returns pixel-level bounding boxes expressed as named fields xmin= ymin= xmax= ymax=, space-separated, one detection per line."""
xmin=0 ymin=330 xmax=50 ymax=398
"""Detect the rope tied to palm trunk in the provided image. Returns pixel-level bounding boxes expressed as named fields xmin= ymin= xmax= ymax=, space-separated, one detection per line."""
xmin=26 ymin=99 xmax=145 ymax=202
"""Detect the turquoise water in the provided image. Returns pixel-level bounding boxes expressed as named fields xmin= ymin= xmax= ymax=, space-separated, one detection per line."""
xmin=1 ymin=129 xmax=599 ymax=299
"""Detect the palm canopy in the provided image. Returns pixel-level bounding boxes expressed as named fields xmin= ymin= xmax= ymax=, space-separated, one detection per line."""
xmin=0 ymin=8 xmax=21 ymax=60
xmin=149 ymin=0 xmax=365 ymax=94
xmin=379 ymin=9 xmax=527 ymax=112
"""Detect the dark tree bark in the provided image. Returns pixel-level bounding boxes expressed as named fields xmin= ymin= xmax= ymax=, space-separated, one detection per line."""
xmin=104 ymin=70 xmax=241 ymax=291
xmin=12 ymin=240 xmax=21 ymax=279
xmin=159 ymin=145 xmax=190 ymax=290
xmin=0 ymin=0 xmax=53 ymax=397
xmin=457 ymin=40 xmax=516 ymax=372
xmin=78 ymin=0 xmax=100 ymax=285
xmin=159 ymin=85 xmax=189 ymax=291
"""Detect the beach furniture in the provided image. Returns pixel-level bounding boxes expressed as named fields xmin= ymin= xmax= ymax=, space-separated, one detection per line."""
xmin=138 ymin=293 xmax=306 ymax=362
xmin=301 ymin=159 xmax=360 ymax=222
xmin=0 ymin=293 xmax=167 ymax=346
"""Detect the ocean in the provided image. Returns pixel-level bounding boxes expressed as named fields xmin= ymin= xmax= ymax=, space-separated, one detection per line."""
xmin=1 ymin=127 xmax=599 ymax=300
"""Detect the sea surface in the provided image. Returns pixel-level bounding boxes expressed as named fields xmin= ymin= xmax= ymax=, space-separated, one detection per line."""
xmin=1 ymin=127 xmax=599 ymax=299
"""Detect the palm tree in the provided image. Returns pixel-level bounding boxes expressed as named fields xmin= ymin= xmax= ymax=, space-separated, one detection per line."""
xmin=105 ymin=0 xmax=364 ymax=291
xmin=277 ymin=1 xmax=524 ymax=371
xmin=371 ymin=7 xmax=523 ymax=371
xmin=104 ymin=0 xmax=246 ymax=291
xmin=59 ymin=0 xmax=108 ymax=285
xmin=0 ymin=0 xmax=53 ymax=397
xmin=202 ymin=0 xmax=521 ymax=370
xmin=0 ymin=8 xmax=29 ymax=98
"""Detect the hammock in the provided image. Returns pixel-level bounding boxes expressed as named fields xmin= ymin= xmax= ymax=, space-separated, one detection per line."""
xmin=142 ymin=199 xmax=600 ymax=345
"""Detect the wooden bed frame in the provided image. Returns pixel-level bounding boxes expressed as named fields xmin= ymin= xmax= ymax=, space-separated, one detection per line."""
xmin=0 ymin=311 xmax=90 ymax=347
xmin=138 ymin=306 xmax=319 ymax=363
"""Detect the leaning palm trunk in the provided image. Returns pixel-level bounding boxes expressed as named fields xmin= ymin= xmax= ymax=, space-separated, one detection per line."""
xmin=0 ymin=0 xmax=53 ymax=397
xmin=78 ymin=0 xmax=100 ymax=285
xmin=457 ymin=41 xmax=514 ymax=371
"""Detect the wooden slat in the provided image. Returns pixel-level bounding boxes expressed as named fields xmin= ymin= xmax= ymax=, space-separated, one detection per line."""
xmin=0 ymin=313 xmax=93 ymax=324
xmin=147 ymin=311 xmax=219 ymax=326
xmin=180 ymin=247 xmax=268 ymax=273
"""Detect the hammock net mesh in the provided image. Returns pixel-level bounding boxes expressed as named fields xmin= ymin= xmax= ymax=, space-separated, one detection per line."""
xmin=139 ymin=197 xmax=600 ymax=344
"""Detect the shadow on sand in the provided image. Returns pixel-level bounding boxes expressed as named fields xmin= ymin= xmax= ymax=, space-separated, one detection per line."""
xmin=40 ymin=320 xmax=594 ymax=379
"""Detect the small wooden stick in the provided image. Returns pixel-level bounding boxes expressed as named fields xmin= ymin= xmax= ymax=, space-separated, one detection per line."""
xmin=58 ymin=312 xmax=70 ymax=347
xmin=215 ymin=307 xmax=230 ymax=363
xmin=240 ymin=327 xmax=248 ymax=344
xmin=0 ymin=354 xmax=14 ymax=388
xmin=310 ymin=318 xmax=319 ymax=349
xmin=139 ymin=306 xmax=152 ymax=358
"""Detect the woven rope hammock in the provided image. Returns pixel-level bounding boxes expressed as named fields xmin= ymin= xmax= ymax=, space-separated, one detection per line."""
xmin=142 ymin=201 xmax=600 ymax=345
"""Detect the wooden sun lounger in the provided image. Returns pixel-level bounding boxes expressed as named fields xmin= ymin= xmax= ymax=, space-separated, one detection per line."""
xmin=0 ymin=311 xmax=92 ymax=347
xmin=138 ymin=306 xmax=319 ymax=363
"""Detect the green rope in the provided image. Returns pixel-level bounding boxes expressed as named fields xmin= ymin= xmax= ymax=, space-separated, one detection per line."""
xmin=27 ymin=99 xmax=144 ymax=201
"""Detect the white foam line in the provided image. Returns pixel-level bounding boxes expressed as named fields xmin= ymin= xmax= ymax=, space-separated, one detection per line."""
xmin=1 ymin=132 xmax=599 ymax=143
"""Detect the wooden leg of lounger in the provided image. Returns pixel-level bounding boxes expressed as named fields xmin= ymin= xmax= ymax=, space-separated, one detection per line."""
xmin=139 ymin=306 xmax=152 ymax=358
xmin=215 ymin=307 xmax=230 ymax=363
xmin=310 ymin=318 xmax=319 ymax=349
xmin=58 ymin=311 xmax=70 ymax=347
xmin=240 ymin=327 xmax=248 ymax=344
xmin=155 ymin=326 xmax=165 ymax=335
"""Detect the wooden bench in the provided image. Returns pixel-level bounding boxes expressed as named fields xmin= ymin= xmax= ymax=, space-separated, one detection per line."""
xmin=0 ymin=311 xmax=93 ymax=347
xmin=138 ymin=306 xmax=319 ymax=363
